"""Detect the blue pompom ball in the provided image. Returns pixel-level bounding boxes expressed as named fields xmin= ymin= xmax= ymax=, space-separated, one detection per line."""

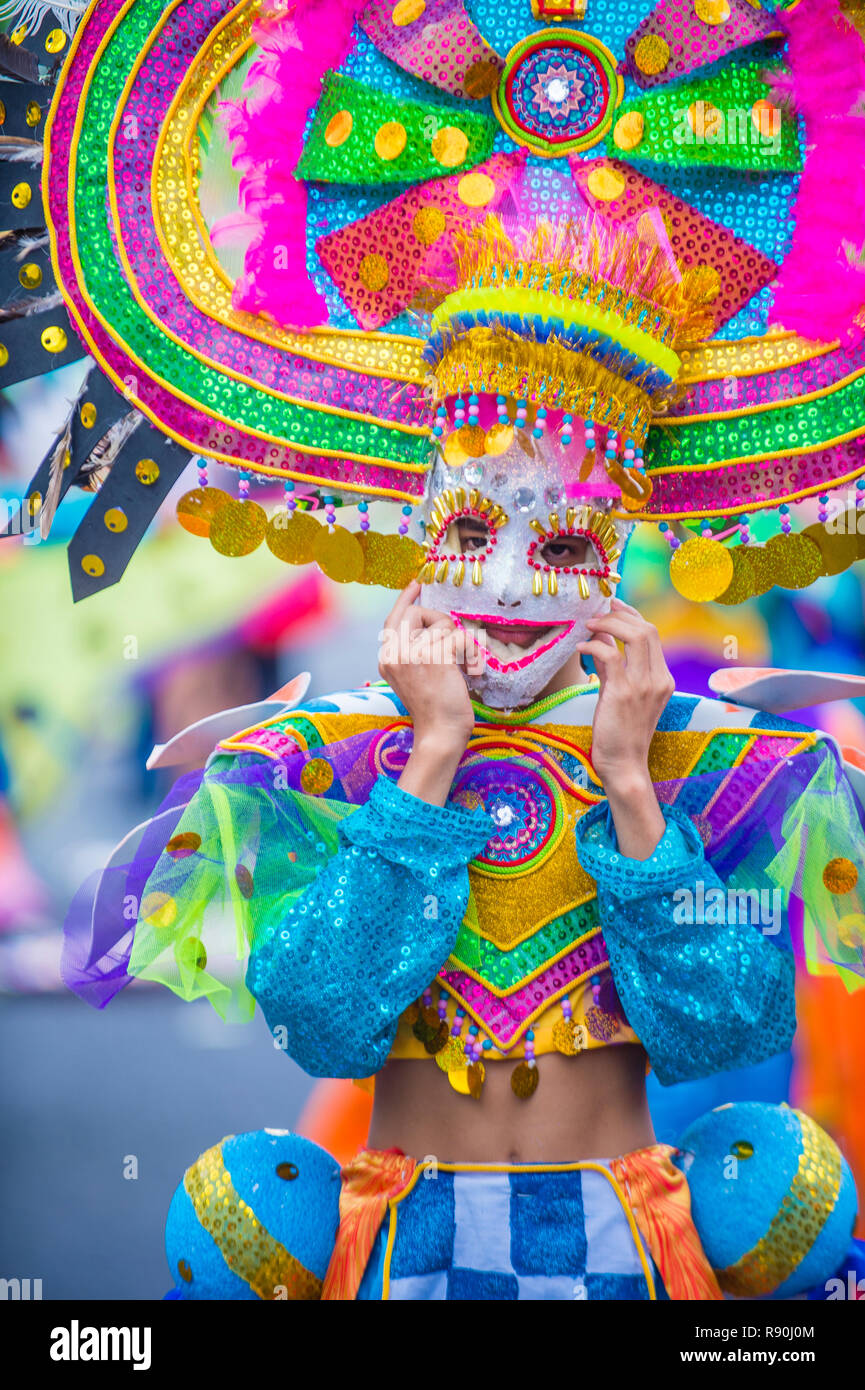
xmin=680 ymin=1102 xmax=857 ymax=1299
xmin=165 ymin=1130 xmax=341 ymax=1300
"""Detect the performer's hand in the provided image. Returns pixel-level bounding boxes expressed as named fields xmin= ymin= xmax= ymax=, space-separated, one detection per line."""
xmin=576 ymin=598 xmax=673 ymax=858
xmin=379 ymin=582 xmax=482 ymax=805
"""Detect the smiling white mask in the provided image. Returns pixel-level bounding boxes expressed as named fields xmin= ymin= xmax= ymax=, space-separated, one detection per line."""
xmin=419 ymin=433 xmax=634 ymax=710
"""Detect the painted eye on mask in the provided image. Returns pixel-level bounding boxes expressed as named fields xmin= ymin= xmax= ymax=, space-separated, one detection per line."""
xmin=418 ymin=487 xmax=508 ymax=588
xmin=527 ymin=506 xmax=623 ymax=599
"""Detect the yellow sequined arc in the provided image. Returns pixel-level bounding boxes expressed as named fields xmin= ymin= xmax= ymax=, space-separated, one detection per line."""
xmin=715 ymin=1111 xmax=843 ymax=1299
xmin=183 ymin=1141 xmax=323 ymax=1299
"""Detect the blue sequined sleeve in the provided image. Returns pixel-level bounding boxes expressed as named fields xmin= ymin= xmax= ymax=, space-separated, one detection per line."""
xmin=574 ymin=802 xmax=796 ymax=1086
xmin=247 ymin=776 xmax=493 ymax=1079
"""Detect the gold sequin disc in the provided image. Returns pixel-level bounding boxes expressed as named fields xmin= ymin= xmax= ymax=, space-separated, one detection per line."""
xmin=511 ymin=1060 xmax=539 ymax=1098
xmin=586 ymin=165 xmax=625 ymax=202
xmin=392 ymin=0 xmax=425 ymax=22
xmin=141 ymin=892 xmax=177 ymax=929
xmin=443 ymin=430 xmax=471 ymax=468
xmin=235 ymin=864 xmax=254 ymax=898
xmin=822 ymin=857 xmax=859 ymax=895
xmin=633 ymin=34 xmax=670 ymax=75
xmin=431 ymin=125 xmax=469 ymax=167
xmin=209 ymin=499 xmax=267 ymax=557
xmin=613 ymin=111 xmax=644 ymax=151
xmin=424 ymin=1020 xmax=449 ymax=1055
xmin=838 ymin=913 xmax=865 ymax=950
xmin=467 ymin=1060 xmax=485 ymax=1099
xmin=314 ymin=525 xmax=365 ymax=583
xmin=463 ymin=58 xmax=500 ymax=100
xmin=300 ymin=757 xmax=335 ymax=795
xmin=177 ymin=937 xmax=207 ymax=972
xmin=176 ymin=487 xmax=231 ymax=538
xmin=552 ymin=1017 xmax=580 ymax=1055
xmin=357 ymin=531 xmax=424 ymax=589
xmin=412 ymin=207 xmax=446 ymax=245
xmin=266 ymin=509 xmax=322 ymax=564
xmin=374 ymin=121 xmax=407 ymax=161
xmin=457 ymin=171 xmax=496 ymax=207
xmin=166 ymin=831 xmax=202 ymax=859
xmin=359 ymin=252 xmax=389 ymax=291
xmin=325 ymin=110 xmax=353 ymax=146
xmin=484 ymin=422 xmax=515 ymax=456
xmin=695 ymin=0 xmax=731 ymax=24
xmin=456 ymin=423 xmax=487 ymax=458
xmin=669 ymin=536 xmax=734 ymax=603
xmin=435 ymin=1036 xmax=467 ymax=1072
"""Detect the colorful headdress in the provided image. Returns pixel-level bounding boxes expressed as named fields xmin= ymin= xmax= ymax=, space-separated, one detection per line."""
xmin=2 ymin=0 xmax=865 ymax=606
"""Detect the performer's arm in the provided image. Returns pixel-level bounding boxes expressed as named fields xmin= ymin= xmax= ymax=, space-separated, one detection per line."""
xmin=575 ymin=801 xmax=795 ymax=1085
xmin=576 ymin=599 xmax=794 ymax=1084
xmin=248 ymin=583 xmax=487 ymax=1077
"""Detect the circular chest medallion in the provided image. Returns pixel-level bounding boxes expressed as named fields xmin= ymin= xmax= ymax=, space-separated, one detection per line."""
xmin=493 ymin=29 xmax=622 ymax=157
xmin=449 ymin=756 xmax=565 ymax=872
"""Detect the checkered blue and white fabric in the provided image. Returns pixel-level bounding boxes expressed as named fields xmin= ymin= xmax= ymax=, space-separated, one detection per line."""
xmin=357 ymin=1164 xmax=666 ymax=1301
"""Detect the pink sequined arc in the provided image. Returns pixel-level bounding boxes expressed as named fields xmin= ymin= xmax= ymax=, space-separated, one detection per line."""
xmin=360 ymin=0 xmax=503 ymax=99
xmin=646 ymin=439 xmax=865 ymax=519
xmin=624 ymin=0 xmax=782 ymax=91
xmin=440 ymin=931 xmax=609 ymax=1050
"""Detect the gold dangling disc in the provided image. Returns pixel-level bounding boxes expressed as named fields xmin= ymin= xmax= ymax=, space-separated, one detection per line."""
xmin=510 ymin=1060 xmax=539 ymax=1098
xmin=713 ymin=544 xmax=754 ymax=606
xmin=466 ymin=1060 xmax=485 ymax=1098
xmin=404 ymin=1001 xmax=421 ymax=1026
xmin=424 ymin=1020 xmax=449 ymax=1055
xmin=455 ymin=424 xmax=487 ymax=458
xmin=411 ymin=1006 xmax=438 ymax=1044
xmin=765 ymin=532 xmax=825 ymax=591
xmin=802 ymin=517 xmax=859 ymax=577
xmin=176 ymin=487 xmax=231 ymax=538
xmin=484 ymin=422 xmax=514 ymax=456
xmin=443 ymin=430 xmax=471 ymax=468
xmin=435 ymin=1036 xmax=467 ymax=1072
xmin=448 ymin=1067 xmax=471 ymax=1094
xmin=358 ymin=532 xmax=425 ymax=589
xmin=266 ymin=509 xmax=321 ymax=564
xmin=669 ymin=536 xmax=734 ymax=602
xmin=313 ymin=524 xmax=365 ymax=583
xmin=209 ymin=498 xmax=267 ymax=556
xmin=552 ymin=1017 xmax=579 ymax=1055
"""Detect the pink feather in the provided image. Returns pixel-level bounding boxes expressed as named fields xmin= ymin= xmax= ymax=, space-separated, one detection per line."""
xmin=769 ymin=0 xmax=865 ymax=345
xmin=220 ymin=2 xmax=367 ymax=329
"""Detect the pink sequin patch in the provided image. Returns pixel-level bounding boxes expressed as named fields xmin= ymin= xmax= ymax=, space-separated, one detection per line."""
xmin=360 ymin=0 xmax=503 ymax=98
xmin=625 ymin=0 xmax=781 ymax=91
xmin=440 ymin=931 xmax=609 ymax=1049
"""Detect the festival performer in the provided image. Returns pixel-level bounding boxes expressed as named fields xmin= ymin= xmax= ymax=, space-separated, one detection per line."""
xmin=8 ymin=0 xmax=865 ymax=1301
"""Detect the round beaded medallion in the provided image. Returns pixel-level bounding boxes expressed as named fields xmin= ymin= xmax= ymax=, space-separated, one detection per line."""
xmin=492 ymin=29 xmax=622 ymax=157
xmin=449 ymin=756 xmax=565 ymax=872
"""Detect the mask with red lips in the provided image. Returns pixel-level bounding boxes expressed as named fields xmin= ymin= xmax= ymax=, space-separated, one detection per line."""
xmin=421 ymin=439 xmax=633 ymax=710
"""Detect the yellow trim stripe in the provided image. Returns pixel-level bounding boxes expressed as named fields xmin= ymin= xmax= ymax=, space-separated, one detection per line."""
xmin=184 ymin=1141 xmax=322 ymax=1299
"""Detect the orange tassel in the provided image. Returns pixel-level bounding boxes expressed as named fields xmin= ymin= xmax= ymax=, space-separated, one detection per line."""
xmin=321 ymin=1148 xmax=417 ymax=1301
xmin=611 ymin=1144 xmax=723 ymax=1301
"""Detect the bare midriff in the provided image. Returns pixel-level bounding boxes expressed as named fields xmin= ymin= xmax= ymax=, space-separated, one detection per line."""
xmin=366 ymin=1044 xmax=656 ymax=1164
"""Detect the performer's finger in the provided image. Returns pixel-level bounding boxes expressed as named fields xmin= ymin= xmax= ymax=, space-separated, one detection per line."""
xmin=383 ymin=581 xmax=421 ymax=632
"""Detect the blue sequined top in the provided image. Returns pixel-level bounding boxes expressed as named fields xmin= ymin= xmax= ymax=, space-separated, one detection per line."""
xmin=247 ymin=775 xmax=795 ymax=1084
